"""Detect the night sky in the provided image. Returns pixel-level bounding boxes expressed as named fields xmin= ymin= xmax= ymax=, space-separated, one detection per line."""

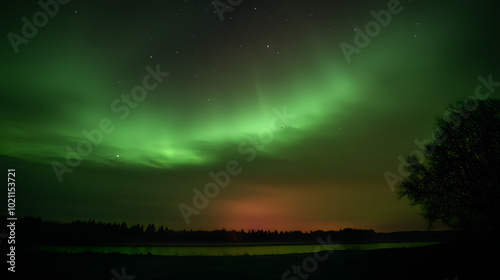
xmin=1 ymin=0 xmax=499 ymax=232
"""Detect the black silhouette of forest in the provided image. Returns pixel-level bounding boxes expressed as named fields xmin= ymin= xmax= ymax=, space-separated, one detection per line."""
xmin=8 ymin=216 xmax=462 ymax=246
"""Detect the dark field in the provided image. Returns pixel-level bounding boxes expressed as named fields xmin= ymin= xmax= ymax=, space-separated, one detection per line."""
xmin=10 ymin=238 xmax=498 ymax=280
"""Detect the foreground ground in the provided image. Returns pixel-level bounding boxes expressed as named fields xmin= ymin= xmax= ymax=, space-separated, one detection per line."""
xmin=9 ymin=238 xmax=498 ymax=280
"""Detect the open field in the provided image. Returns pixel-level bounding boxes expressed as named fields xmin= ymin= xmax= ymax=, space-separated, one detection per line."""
xmin=10 ymin=239 xmax=498 ymax=280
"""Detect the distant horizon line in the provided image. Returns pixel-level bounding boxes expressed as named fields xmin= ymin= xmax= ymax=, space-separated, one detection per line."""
xmin=8 ymin=215 xmax=457 ymax=233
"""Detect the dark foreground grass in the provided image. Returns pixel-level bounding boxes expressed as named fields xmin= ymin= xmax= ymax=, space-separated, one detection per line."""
xmin=9 ymin=239 xmax=498 ymax=280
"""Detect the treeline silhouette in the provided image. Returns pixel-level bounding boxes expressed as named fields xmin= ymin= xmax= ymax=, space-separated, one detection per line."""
xmin=10 ymin=216 xmax=461 ymax=246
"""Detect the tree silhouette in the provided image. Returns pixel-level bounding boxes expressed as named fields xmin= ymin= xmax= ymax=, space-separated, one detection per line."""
xmin=146 ymin=223 xmax=156 ymax=233
xmin=397 ymin=98 xmax=500 ymax=230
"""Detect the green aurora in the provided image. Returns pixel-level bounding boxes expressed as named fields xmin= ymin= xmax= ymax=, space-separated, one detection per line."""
xmin=1 ymin=0 xmax=499 ymax=231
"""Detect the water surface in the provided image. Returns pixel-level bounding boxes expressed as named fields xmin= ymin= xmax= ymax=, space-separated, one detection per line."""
xmin=38 ymin=242 xmax=439 ymax=256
